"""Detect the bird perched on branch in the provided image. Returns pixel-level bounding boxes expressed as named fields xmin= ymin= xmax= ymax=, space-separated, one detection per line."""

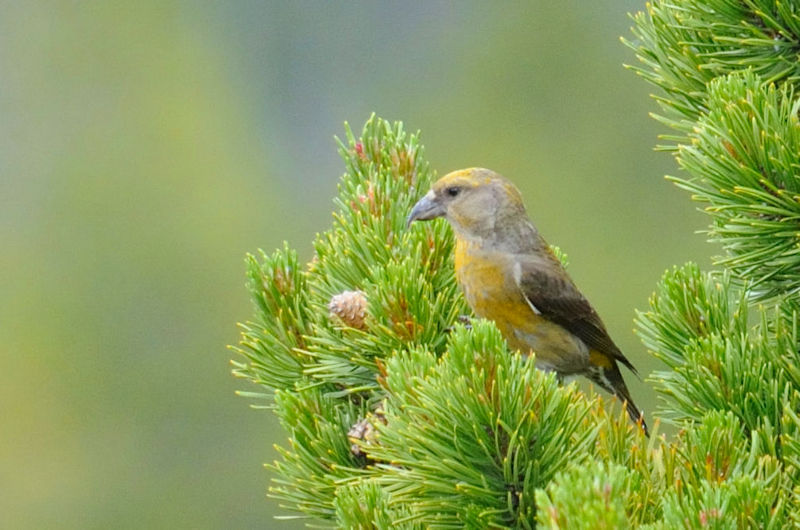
xmin=407 ymin=167 xmax=647 ymax=435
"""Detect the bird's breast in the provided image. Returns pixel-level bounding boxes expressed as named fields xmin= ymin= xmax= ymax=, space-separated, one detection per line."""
xmin=455 ymin=240 xmax=522 ymax=316
xmin=454 ymin=239 xmax=543 ymax=337
xmin=454 ymin=238 xmax=589 ymax=373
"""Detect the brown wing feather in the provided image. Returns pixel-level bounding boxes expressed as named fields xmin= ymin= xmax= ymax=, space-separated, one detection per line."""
xmin=516 ymin=258 xmax=638 ymax=375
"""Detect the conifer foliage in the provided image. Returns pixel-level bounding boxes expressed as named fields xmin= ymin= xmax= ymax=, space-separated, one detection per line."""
xmin=624 ymin=0 xmax=800 ymax=527
xmin=232 ymin=117 xmax=644 ymax=527
xmin=233 ymin=2 xmax=800 ymax=527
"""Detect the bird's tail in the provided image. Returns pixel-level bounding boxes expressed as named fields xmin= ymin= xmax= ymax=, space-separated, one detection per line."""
xmin=589 ymin=362 xmax=648 ymax=437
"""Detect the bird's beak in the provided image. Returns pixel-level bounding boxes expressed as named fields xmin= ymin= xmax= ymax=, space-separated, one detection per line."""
xmin=406 ymin=190 xmax=445 ymax=228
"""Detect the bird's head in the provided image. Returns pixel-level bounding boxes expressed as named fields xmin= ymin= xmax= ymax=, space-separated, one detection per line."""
xmin=407 ymin=168 xmax=530 ymax=241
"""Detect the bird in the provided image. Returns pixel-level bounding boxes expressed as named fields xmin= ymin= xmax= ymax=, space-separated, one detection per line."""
xmin=406 ymin=167 xmax=647 ymax=435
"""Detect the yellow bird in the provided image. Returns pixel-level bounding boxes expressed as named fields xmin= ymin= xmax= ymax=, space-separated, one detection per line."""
xmin=407 ymin=167 xmax=647 ymax=435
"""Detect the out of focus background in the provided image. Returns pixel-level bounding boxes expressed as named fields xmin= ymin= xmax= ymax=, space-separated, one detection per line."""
xmin=1 ymin=2 xmax=711 ymax=528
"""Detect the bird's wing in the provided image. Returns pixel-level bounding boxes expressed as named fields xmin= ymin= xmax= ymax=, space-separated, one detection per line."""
xmin=515 ymin=256 xmax=637 ymax=374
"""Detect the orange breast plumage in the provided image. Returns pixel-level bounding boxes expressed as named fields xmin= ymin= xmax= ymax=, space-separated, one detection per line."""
xmin=453 ymin=237 xmax=589 ymax=373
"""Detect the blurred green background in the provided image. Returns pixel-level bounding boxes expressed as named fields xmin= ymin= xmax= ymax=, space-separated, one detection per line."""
xmin=1 ymin=2 xmax=711 ymax=528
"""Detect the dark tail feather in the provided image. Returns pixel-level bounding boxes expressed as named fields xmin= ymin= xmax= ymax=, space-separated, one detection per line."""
xmin=591 ymin=363 xmax=649 ymax=437
xmin=622 ymin=394 xmax=648 ymax=438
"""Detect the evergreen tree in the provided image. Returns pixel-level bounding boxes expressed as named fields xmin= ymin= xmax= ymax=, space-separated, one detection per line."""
xmin=232 ymin=1 xmax=800 ymax=526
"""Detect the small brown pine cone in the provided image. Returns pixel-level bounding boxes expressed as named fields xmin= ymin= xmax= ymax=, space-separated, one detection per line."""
xmin=328 ymin=290 xmax=367 ymax=329
xmin=347 ymin=407 xmax=386 ymax=457
xmin=347 ymin=418 xmax=374 ymax=457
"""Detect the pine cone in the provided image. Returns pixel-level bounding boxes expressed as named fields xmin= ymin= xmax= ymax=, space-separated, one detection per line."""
xmin=347 ymin=407 xmax=386 ymax=457
xmin=328 ymin=290 xmax=367 ymax=329
xmin=347 ymin=418 xmax=375 ymax=456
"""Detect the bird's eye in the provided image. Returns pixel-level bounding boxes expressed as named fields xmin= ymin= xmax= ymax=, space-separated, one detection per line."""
xmin=446 ymin=186 xmax=461 ymax=197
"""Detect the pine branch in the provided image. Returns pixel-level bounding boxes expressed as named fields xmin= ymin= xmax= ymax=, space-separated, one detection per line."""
xmin=624 ymin=0 xmax=800 ymax=129
xmin=535 ymin=460 xmax=640 ymax=529
xmin=368 ymin=322 xmax=604 ymax=528
xmin=621 ymin=0 xmax=800 ymax=526
xmin=675 ymin=72 xmax=800 ymax=301
xmin=635 ymin=263 xmax=786 ymax=432
xmin=230 ymin=2 xmax=800 ymax=525
xmin=232 ymin=116 xmax=645 ymax=526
